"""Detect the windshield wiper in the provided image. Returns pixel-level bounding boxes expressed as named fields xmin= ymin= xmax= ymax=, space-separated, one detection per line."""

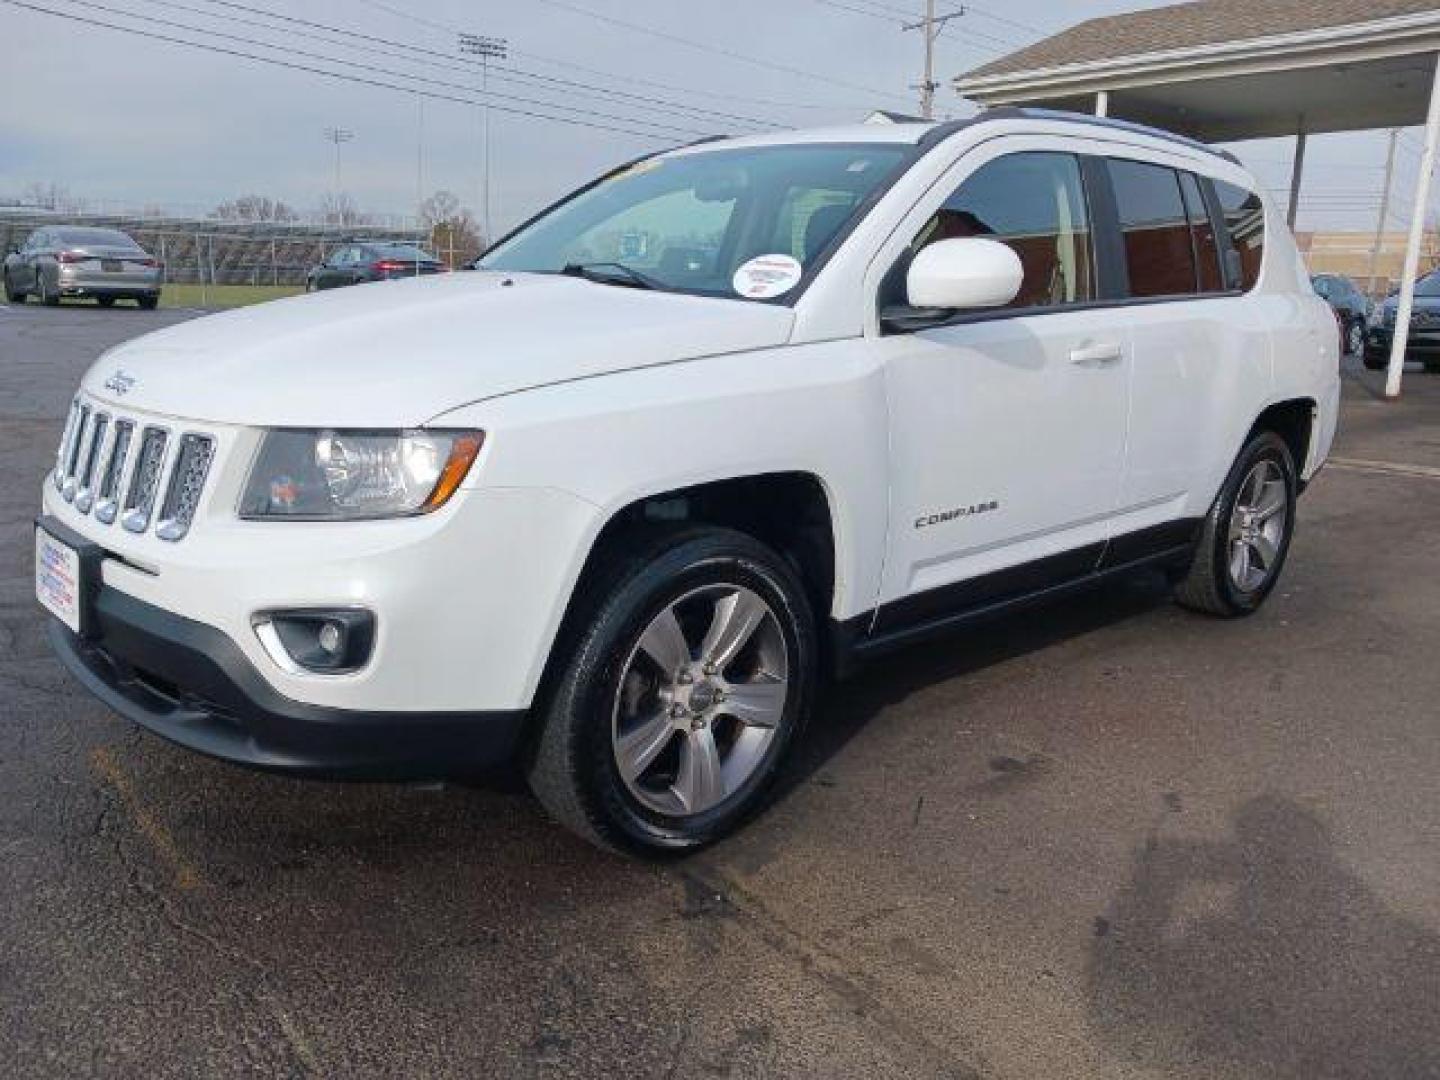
xmin=560 ymin=261 xmax=664 ymax=291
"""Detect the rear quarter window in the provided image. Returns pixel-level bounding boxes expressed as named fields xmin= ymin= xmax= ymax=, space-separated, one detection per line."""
xmin=1214 ymin=180 xmax=1265 ymax=291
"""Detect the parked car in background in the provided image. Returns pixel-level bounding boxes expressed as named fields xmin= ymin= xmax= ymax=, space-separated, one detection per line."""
xmin=37 ymin=111 xmax=1339 ymax=855
xmin=1311 ymin=273 xmax=1368 ymax=357
xmin=305 ymin=241 xmax=444 ymax=291
xmin=1366 ymin=269 xmax=1440 ymax=372
xmin=3 ymin=226 xmax=161 ymax=308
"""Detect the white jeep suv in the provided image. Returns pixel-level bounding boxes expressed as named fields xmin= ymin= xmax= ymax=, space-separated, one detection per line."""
xmin=36 ymin=110 xmax=1339 ymax=854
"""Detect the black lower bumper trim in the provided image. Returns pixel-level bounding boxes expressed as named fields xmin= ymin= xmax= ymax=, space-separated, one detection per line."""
xmin=48 ymin=587 xmax=528 ymax=781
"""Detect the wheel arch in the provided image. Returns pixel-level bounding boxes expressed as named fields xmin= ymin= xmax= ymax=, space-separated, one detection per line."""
xmin=1249 ymin=397 xmax=1316 ymax=481
xmin=530 ymin=471 xmax=842 ymax=721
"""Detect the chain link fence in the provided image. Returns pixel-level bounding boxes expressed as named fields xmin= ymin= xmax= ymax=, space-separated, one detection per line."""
xmin=0 ymin=211 xmax=428 ymax=289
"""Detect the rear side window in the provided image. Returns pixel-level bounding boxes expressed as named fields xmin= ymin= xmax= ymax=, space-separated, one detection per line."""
xmin=1214 ymin=180 xmax=1265 ymax=291
xmin=911 ymin=151 xmax=1095 ymax=310
xmin=1179 ymin=172 xmax=1224 ymax=293
xmin=1108 ymin=159 xmax=1196 ymax=298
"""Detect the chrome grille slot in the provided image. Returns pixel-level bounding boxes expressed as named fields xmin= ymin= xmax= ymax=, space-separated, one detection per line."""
xmin=61 ymin=403 xmax=92 ymax=502
xmin=121 ymin=428 xmax=169 ymax=534
xmin=74 ymin=414 xmax=109 ymax=514
xmin=95 ymin=420 xmax=133 ymax=525
xmin=54 ymin=400 xmax=82 ymax=492
xmin=156 ymin=435 xmax=216 ymax=542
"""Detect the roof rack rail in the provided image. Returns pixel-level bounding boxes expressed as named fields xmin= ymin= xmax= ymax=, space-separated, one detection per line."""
xmin=963 ymin=107 xmax=1240 ymax=165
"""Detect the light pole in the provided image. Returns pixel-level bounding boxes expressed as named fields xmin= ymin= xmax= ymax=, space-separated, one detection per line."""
xmin=322 ymin=126 xmax=354 ymax=205
xmin=458 ymin=32 xmax=507 ymax=245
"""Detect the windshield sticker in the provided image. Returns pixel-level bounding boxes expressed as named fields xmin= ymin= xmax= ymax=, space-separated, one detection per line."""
xmin=733 ymin=254 xmax=803 ymax=299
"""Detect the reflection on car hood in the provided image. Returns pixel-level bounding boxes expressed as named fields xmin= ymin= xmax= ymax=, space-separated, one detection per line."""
xmin=80 ymin=272 xmax=795 ymax=426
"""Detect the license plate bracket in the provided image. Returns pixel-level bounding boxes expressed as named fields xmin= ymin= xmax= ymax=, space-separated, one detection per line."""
xmin=35 ymin=516 xmax=104 ymax=638
xmin=101 ymin=259 xmax=122 ymax=272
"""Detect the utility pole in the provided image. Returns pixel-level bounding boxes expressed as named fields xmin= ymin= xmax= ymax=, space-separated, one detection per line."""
xmin=903 ymin=2 xmax=964 ymax=119
xmin=458 ymin=32 xmax=508 ymax=246
xmin=322 ymin=126 xmax=354 ymax=203
xmin=1367 ymin=128 xmax=1400 ymax=299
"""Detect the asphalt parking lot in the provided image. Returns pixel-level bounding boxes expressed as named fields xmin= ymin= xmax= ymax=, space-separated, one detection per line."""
xmin=2 ymin=299 xmax=1439 ymax=1079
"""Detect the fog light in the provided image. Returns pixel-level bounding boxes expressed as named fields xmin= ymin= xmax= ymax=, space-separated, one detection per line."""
xmin=254 ymin=609 xmax=375 ymax=675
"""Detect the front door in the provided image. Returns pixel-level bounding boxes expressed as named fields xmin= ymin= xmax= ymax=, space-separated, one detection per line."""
xmin=870 ymin=146 xmax=1129 ymax=632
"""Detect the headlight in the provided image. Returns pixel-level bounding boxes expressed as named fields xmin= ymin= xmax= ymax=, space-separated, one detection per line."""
xmin=240 ymin=429 xmax=483 ymax=520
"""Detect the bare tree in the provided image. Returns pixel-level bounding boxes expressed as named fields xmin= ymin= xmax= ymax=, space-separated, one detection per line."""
xmin=21 ymin=181 xmax=86 ymax=214
xmin=317 ymin=193 xmax=370 ymax=229
xmin=418 ymin=190 xmax=482 ymax=268
xmin=213 ymin=195 xmax=299 ymax=223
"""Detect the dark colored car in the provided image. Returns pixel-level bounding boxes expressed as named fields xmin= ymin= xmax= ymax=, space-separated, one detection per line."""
xmin=4 ymin=226 xmax=161 ymax=308
xmin=305 ymin=241 xmax=444 ymax=291
xmin=1311 ymin=273 xmax=1368 ymax=358
xmin=1366 ymin=268 xmax=1440 ymax=373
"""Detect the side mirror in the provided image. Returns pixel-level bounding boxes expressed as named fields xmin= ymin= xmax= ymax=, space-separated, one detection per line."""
xmin=906 ymin=238 xmax=1023 ymax=311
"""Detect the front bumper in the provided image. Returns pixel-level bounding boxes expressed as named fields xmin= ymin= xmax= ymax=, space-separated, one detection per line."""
xmin=49 ymin=586 xmax=527 ymax=780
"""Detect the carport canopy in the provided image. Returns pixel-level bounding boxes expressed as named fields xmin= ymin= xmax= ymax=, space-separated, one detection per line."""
xmin=955 ymin=0 xmax=1440 ymax=398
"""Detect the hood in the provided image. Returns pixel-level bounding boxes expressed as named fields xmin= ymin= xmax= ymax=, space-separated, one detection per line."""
xmin=81 ymin=272 xmax=795 ymax=427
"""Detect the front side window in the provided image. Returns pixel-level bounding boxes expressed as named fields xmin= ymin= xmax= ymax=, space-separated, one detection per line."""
xmin=1109 ymin=159 xmax=1196 ymax=298
xmin=905 ymin=151 xmax=1095 ymax=310
xmin=481 ymin=144 xmax=910 ymax=302
xmin=1214 ymin=180 xmax=1265 ymax=291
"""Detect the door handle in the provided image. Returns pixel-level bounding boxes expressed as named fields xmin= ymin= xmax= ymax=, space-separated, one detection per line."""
xmin=1069 ymin=342 xmax=1123 ymax=367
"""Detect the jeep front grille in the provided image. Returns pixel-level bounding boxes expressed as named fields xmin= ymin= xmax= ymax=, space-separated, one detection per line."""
xmin=53 ymin=397 xmax=216 ymax=542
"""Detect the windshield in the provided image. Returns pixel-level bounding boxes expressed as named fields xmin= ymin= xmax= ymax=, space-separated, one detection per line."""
xmin=1416 ymin=272 xmax=1440 ymax=297
xmin=479 ymin=143 xmax=911 ymax=302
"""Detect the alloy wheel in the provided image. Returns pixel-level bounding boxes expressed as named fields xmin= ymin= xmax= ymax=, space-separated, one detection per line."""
xmin=611 ymin=584 xmax=789 ymax=818
xmin=1227 ymin=459 xmax=1288 ymax=593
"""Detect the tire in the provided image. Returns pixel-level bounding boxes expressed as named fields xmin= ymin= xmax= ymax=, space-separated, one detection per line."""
xmin=96 ymin=296 xmax=115 ymax=308
xmin=38 ymin=268 xmax=59 ymax=306
xmin=1426 ymin=360 xmax=1440 ymax=375
xmin=137 ymin=294 xmax=158 ymax=310
xmin=1174 ymin=430 xmax=1297 ymax=617
xmin=1363 ymin=350 xmax=1387 ymax=371
xmin=2 ymin=271 xmax=22 ymax=304
xmin=527 ymin=527 xmax=817 ymax=856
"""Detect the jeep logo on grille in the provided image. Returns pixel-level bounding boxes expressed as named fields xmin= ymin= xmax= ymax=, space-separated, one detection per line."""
xmin=104 ymin=370 xmax=136 ymax=396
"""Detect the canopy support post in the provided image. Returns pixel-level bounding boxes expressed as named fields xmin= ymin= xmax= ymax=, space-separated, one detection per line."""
xmin=1095 ymin=90 xmax=1109 ymax=117
xmin=1387 ymin=52 xmax=1440 ymax=400
xmin=1287 ymin=120 xmax=1307 ymax=230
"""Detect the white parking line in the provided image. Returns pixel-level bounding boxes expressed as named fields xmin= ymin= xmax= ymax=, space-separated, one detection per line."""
xmin=1329 ymin=457 xmax=1440 ymax=481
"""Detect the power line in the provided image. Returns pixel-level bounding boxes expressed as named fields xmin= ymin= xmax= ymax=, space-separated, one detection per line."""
xmin=352 ymin=0 xmax=870 ymax=114
xmin=45 ymin=0 xmax=717 ymax=140
xmin=1 ymin=0 xmax=702 ymax=142
xmin=173 ymin=0 xmax=780 ymax=130
xmin=522 ymin=0 xmax=915 ymax=104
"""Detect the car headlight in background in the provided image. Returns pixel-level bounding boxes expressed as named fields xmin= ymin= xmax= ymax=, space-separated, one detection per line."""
xmin=240 ymin=429 xmax=483 ymax=520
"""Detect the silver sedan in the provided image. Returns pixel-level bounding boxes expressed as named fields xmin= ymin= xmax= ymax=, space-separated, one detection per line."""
xmin=3 ymin=226 xmax=162 ymax=308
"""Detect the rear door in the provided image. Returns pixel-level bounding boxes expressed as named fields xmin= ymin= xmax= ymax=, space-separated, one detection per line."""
xmin=868 ymin=140 xmax=1131 ymax=630
xmin=1109 ymin=158 xmax=1273 ymax=538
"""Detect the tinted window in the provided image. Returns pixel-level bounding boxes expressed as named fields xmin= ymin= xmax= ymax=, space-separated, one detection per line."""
xmin=54 ymin=228 xmax=138 ymax=248
xmin=369 ymin=244 xmax=435 ymax=262
xmin=1179 ymin=172 xmax=1224 ymax=293
xmin=1109 ymin=160 xmax=1196 ymax=297
xmin=1214 ymin=180 xmax=1265 ymax=290
xmin=911 ymin=151 xmax=1095 ymax=310
xmin=1416 ymin=272 xmax=1440 ymax=297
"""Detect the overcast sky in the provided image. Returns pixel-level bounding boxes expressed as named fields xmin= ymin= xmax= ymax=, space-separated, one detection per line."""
xmin=0 ymin=0 xmax=1427 ymax=235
